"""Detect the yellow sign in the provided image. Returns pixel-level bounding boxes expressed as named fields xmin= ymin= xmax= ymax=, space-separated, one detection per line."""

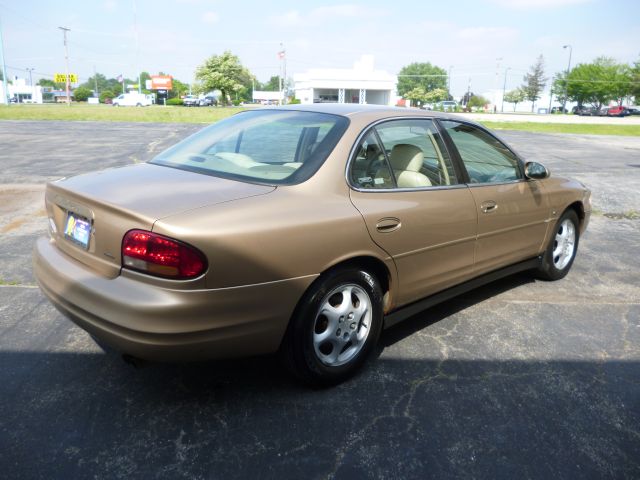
xmin=54 ymin=73 xmax=78 ymax=83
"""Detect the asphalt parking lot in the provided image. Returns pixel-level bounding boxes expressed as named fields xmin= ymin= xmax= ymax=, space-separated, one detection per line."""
xmin=1 ymin=120 xmax=639 ymax=479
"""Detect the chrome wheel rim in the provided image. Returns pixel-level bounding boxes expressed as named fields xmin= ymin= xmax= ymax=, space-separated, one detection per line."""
xmin=312 ymin=284 xmax=372 ymax=367
xmin=552 ymin=219 xmax=576 ymax=270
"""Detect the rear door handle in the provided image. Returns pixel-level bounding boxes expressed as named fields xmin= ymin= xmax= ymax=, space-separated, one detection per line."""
xmin=480 ymin=200 xmax=498 ymax=213
xmin=376 ymin=217 xmax=401 ymax=232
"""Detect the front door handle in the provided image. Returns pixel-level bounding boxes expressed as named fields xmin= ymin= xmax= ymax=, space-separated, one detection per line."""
xmin=376 ymin=217 xmax=401 ymax=233
xmin=480 ymin=200 xmax=498 ymax=213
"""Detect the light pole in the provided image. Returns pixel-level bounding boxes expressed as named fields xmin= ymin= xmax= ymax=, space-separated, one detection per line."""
xmin=58 ymin=27 xmax=71 ymax=105
xmin=26 ymin=67 xmax=34 ymax=86
xmin=562 ymin=44 xmax=572 ymax=113
xmin=501 ymin=67 xmax=511 ymax=113
xmin=447 ymin=65 xmax=452 ymax=99
xmin=26 ymin=67 xmax=34 ymax=102
xmin=0 ymin=16 xmax=9 ymax=105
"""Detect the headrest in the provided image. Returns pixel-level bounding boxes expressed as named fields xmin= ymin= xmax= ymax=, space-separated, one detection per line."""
xmin=389 ymin=144 xmax=423 ymax=172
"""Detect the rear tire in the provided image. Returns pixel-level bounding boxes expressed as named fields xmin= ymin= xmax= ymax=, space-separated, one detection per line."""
xmin=281 ymin=268 xmax=384 ymax=386
xmin=536 ymin=210 xmax=580 ymax=280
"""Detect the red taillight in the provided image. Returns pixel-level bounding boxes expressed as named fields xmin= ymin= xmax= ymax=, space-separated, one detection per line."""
xmin=122 ymin=229 xmax=207 ymax=279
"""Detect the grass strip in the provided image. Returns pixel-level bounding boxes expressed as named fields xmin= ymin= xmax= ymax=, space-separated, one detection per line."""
xmin=480 ymin=121 xmax=640 ymax=136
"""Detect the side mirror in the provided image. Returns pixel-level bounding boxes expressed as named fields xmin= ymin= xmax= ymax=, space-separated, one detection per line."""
xmin=525 ymin=161 xmax=550 ymax=180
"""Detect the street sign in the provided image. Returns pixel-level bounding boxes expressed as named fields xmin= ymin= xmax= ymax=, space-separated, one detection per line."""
xmin=54 ymin=73 xmax=78 ymax=83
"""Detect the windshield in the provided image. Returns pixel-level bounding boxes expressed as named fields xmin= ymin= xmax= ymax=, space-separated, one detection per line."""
xmin=151 ymin=110 xmax=349 ymax=185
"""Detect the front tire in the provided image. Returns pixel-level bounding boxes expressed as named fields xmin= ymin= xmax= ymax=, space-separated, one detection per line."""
xmin=536 ymin=210 xmax=580 ymax=280
xmin=281 ymin=268 xmax=384 ymax=386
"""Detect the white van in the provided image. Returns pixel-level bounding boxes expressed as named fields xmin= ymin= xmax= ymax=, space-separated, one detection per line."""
xmin=112 ymin=93 xmax=153 ymax=107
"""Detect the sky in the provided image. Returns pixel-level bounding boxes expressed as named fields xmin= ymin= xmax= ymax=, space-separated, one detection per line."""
xmin=1 ymin=0 xmax=639 ymax=96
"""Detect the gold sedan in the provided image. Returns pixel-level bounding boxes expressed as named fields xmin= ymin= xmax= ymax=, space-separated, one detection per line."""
xmin=33 ymin=105 xmax=591 ymax=385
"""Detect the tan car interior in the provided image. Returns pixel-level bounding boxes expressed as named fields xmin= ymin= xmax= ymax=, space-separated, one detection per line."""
xmin=383 ymin=144 xmax=432 ymax=188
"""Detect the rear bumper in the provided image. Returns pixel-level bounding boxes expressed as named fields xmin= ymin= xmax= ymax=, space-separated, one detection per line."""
xmin=33 ymin=237 xmax=316 ymax=361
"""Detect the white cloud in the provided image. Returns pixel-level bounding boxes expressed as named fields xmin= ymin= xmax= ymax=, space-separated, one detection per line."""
xmin=269 ymin=4 xmax=386 ymax=27
xmin=491 ymin=0 xmax=591 ymax=8
xmin=457 ymin=26 xmax=518 ymax=41
xmin=202 ymin=11 xmax=219 ymax=24
xmin=420 ymin=20 xmax=456 ymax=32
xmin=103 ymin=0 xmax=117 ymax=11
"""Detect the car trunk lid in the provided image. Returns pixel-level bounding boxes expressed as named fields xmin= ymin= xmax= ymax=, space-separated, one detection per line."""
xmin=45 ymin=163 xmax=275 ymax=278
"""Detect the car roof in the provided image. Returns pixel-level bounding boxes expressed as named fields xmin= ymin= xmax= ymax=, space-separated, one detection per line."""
xmin=261 ymin=103 xmax=474 ymax=124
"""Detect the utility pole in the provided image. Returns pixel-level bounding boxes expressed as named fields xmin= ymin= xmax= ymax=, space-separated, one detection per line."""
xmin=58 ymin=27 xmax=71 ymax=106
xmin=494 ymin=57 xmax=502 ymax=113
xmin=562 ymin=45 xmax=572 ymax=113
xmin=0 ymin=16 xmax=10 ymax=105
xmin=133 ymin=0 xmax=141 ymax=94
xmin=93 ymin=65 xmax=98 ymax=96
xmin=448 ymin=65 xmax=453 ymax=99
xmin=278 ymin=42 xmax=286 ymax=105
xmin=26 ymin=67 xmax=34 ymax=86
xmin=501 ymin=67 xmax=510 ymax=113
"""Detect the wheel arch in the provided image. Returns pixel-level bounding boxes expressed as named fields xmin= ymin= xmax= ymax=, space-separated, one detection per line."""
xmin=566 ymin=201 xmax=586 ymax=232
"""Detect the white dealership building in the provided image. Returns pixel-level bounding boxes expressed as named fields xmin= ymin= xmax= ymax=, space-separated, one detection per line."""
xmin=0 ymin=76 xmax=44 ymax=104
xmin=293 ymin=55 xmax=397 ymax=106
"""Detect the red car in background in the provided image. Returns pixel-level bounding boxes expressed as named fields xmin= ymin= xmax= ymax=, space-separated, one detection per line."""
xmin=606 ymin=106 xmax=630 ymax=117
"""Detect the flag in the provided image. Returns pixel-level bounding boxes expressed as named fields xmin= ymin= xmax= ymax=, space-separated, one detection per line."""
xmin=117 ymin=74 xmax=123 ymax=83
xmin=277 ymin=50 xmax=285 ymax=60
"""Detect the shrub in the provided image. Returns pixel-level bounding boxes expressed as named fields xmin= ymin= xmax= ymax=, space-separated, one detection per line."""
xmin=73 ymin=87 xmax=92 ymax=102
xmin=99 ymin=91 xmax=114 ymax=104
xmin=166 ymin=97 xmax=183 ymax=106
xmin=289 ymin=97 xmax=301 ymax=104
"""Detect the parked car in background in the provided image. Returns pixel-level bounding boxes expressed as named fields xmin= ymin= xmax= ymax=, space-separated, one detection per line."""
xmin=606 ymin=106 xmax=630 ymax=117
xmin=33 ymin=105 xmax=591 ymax=386
xmin=183 ymin=95 xmax=200 ymax=107
xmin=576 ymin=106 xmax=597 ymax=116
xmin=199 ymin=95 xmax=217 ymax=106
xmin=597 ymin=107 xmax=610 ymax=116
xmin=435 ymin=100 xmax=458 ymax=111
xmin=627 ymin=106 xmax=640 ymax=116
xmin=551 ymin=107 xmax=568 ymax=114
xmin=112 ymin=93 xmax=153 ymax=107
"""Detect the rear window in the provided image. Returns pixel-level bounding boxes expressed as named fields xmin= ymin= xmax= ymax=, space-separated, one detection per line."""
xmin=151 ymin=110 xmax=349 ymax=185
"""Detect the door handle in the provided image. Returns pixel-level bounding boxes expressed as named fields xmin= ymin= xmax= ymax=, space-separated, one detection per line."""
xmin=480 ymin=200 xmax=498 ymax=213
xmin=376 ymin=217 xmax=401 ymax=232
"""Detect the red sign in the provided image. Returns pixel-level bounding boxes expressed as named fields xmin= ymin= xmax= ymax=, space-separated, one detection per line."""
xmin=150 ymin=75 xmax=173 ymax=90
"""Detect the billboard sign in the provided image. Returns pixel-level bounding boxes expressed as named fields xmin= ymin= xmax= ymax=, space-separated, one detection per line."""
xmin=54 ymin=73 xmax=78 ymax=83
xmin=150 ymin=75 xmax=173 ymax=90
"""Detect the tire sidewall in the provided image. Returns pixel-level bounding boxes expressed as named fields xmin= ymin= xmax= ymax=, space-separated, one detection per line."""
xmin=539 ymin=210 xmax=580 ymax=280
xmin=288 ymin=269 xmax=384 ymax=385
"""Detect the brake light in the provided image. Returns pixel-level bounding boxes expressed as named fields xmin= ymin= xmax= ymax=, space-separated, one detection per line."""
xmin=122 ymin=229 xmax=207 ymax=279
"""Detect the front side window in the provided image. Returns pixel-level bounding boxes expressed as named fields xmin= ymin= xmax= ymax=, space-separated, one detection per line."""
xmin=439 ymin=121 xmax=522 ymax=184
xmin=350 ymin=119 xmax=460 ymax=189
xmin=152 ymin=110 xmax=349 ymax=185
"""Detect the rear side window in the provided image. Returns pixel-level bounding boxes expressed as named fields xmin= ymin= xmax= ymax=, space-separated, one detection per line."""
xmin=440 ymin=121 xmax=522 ymax=184
xmin=350 ymin=118 xmax=459 ymax=190
xmin=152 ymin=110 xmax=348 ymax=185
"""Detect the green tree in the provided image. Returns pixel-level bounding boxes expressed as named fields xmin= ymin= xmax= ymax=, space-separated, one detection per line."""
xmin=503 ymin=88 xmax=526 ymax=111
xmin=404 ymin=86 xmax=427 ymax=105
xmin=261 ymin=75 xmax=280 ymax=91
xmin=631 ymin=60 xmax=640 ymax=103
xmin=398 ymin=62 xmax=447 ymax=97
xmin=79 ymin=73 xmax=109 ymax=94
xmin=522 ymin=55 xmax=548 ymax=112
xmin=567 ymin=57 xmax=633 ymax=109
xmin=551 ymin=72 xmax=569 ymax=110
xmin=468 ymin=95 xmax=488 ymax=110
xmin=38 ymin=78 xmax=64 ymax=89
xmin=195 ymin=51 xmax=253 ymax=105
xmin=73 ymin=86 xmax=92 ymax=102
xmin=424 ymin=88 xmax=448 ymax=104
